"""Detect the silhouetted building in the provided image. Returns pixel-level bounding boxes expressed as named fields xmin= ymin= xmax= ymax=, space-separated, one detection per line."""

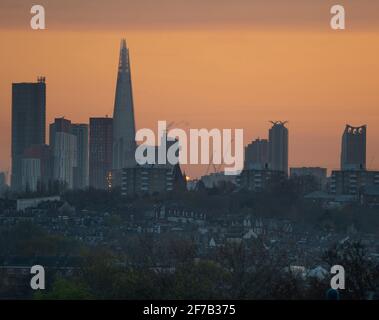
xmin=0 ymin=172 xmax=6 ymax=194
xmin=341 ymin=125 xmax=366 ymax=170
xmin=329 ymin=170 xmax=379 ymax=196
xmin=50 ymin=118 xmax=77 ymax=190
xmin=21 ymin=144 xmax=52 ymax=192
xmin=121 ymin=164 xmax=186 ymax=196
xmin=0 ymin=172 xmax=5 ymax=185
xmin=112 ymin=39 xmax=137 ymax=184
xmin=237 ymin=168 xmax=286 ymax=192
xmin=11 ymin=77 xmax=46 ymax=191
xmin=361 ymin=186 xmax=379 ymax=207
xmin=186 ymin=178 xmax=200 ymax=191
xmin=290 ymin=167 xmax=327 ymax=189
xmin=244 ymin=138 xmax=269 ymax=169
xmin=71 ymin=124 xmax=89 ymax=189
xmin=268 ymin=121 xmax=288 ymax=174
xmin=201 ymin=172 xmax=237 ymax=188
xmin=89 ymin=117 xmax=113 ymax=190
xmin=16 ymin=196 xmax=61 ymax=212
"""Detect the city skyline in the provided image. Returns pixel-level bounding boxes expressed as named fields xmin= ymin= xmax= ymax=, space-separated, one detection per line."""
xmin=7 ymin=41 xmax=372 ymax=194
xmin=3 ymin=69 xmax=378 ymax=180
xmin=7 ymin=71 xmax=373 ymax=187
xmin=1 ymin=1 xmax=379 ymax=303
xmin=1 ymin=3 xmax=379 ymax=178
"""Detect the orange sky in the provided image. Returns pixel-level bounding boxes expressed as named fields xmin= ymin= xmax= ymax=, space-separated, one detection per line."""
xmin=1 ymin=2 xmax=379 ymax=178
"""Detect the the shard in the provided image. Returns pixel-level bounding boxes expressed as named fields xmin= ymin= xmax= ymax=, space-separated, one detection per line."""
xmin=112 ymin=39 xmax=136 ymax=174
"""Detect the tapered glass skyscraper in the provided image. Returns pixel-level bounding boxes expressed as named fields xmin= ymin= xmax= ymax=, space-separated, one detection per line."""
xmin=112 ymin=40 xmax=136 ymax=184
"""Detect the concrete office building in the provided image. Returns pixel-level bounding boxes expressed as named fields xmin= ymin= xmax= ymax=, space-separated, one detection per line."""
xmin=21 ymin=144 xmax=52 ymax=192
xmin=268 ymin=121 xmax=288 ymax=174
xmin=0 ymin=172 xmax=7 ymax=194
xmin=341 ymin=125 xmax=366 ymax=170
xmin=290 ymin=167 xmax=327 ymax=189
xmin=244 ymin=138 xmax=269 ymax=169
xmin=71 ymin=124 xmax=89 ymax=189
xmin=237 ymin=168 xmax=286 ymax=192
xmin=50 ymin=118 xmax=77 ymax=190
xmin=17 ymin=196 xmax=61 ymax=212
xmin=329 ymin=170 xmax=379 ymax=196
xmin=11 ymin=77 xmax=46 ymax=191
xmin=201 ymin=172 xmax=237 ymax=188
xmin=121 ymin=164 xmax=186 ymax=196
xmin=89 ymin=117 xmax=113 ymax=190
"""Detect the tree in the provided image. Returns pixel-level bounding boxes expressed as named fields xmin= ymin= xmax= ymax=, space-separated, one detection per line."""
xmin=34 ymin=278 xmax=92 ymax=300
xmin=323 ymin=241 xmax=379 ymax=299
